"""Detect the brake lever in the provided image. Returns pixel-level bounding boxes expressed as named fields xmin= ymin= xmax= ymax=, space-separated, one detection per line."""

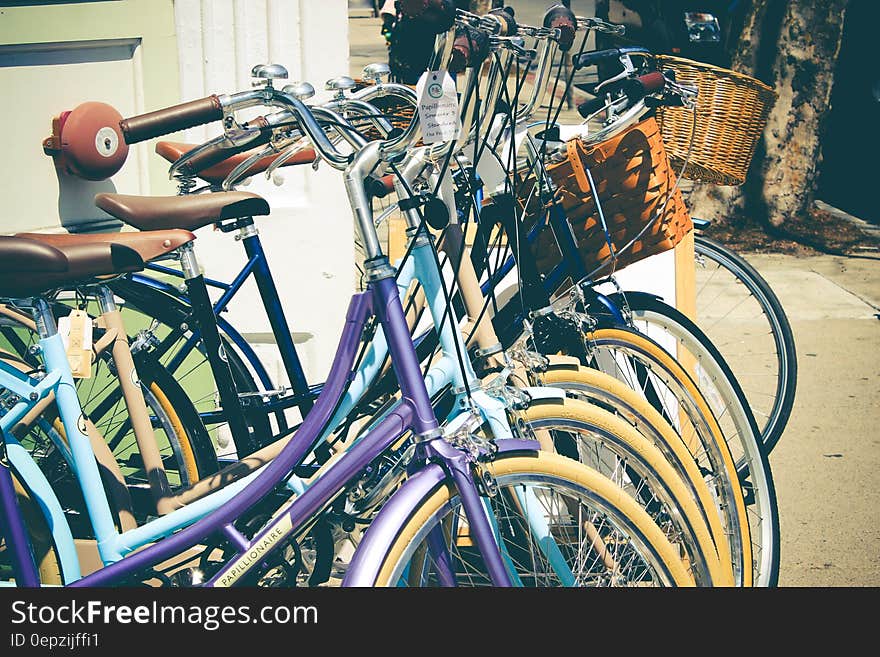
xmin=491 ymin=36 xmax=537 ymax=62
xmin=455 ymin=9 xmax=499 ymax=34
xmin=594 ymin=53 xmax=636 ymax=94
xmin=263 ymin=136 xmax=310 ymax=180
xmin=650 ymin=76 xmax=698 ymax=109
xmin=168 ymin=127 xmax=263 ymax=179
xmin=221 ymin=143 xmax=277 ymax=191
xmin=576 ymin=16 xmax=626 ymax=36
xmin=516 ymin=23 xmax=560 ymax=41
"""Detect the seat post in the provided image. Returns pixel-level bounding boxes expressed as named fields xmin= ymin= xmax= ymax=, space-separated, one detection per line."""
xmin=95 ymin=285 xmax=175 ymax=513
xmin=32 ymin=298 xmax=58 ymax=340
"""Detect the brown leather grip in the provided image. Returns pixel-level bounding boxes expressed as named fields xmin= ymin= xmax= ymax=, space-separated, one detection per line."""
xmin=488 ymin=8 xmax=517 ymax=37
xmin=181 ymin=127 xmax=273 ymax=175
xmin=450 ymin=27 xmax=490 ymax=74
xmin=120 ymin=95 xmax=224 ymax=144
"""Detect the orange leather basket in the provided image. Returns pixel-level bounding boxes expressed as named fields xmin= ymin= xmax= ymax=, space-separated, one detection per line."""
xmin=518 ymin=116 xmax=692 ymax=282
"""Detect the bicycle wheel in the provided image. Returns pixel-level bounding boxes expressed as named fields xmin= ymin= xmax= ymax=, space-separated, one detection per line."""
xmin=107 ymin=277 xmax=277 ymax=454
xmin=269 ymin=395 xmax=722 ymax=586
xmin=367 ymin=451 xmax=696 ymax=587
xmin=0 ymin=309 xmax=218 ymax=491
xmin=693 ymin=234 xmax=797 ymax=451
xmin=584 ymin=326 xmax=778 ymax=586
xmin=536 ymin=364 xmax=735 ymax=581
xmin=515 ymin=395 xmax=731 ymax=585
xmin=604 ymin=299 xmax=782 ymax=586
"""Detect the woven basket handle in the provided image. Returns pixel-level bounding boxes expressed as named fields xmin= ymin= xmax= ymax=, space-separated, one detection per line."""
xmin=566 ymin=139 xmax=592 ymax=194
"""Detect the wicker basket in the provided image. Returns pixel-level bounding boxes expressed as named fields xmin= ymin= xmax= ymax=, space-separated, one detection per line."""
xmin=654 ymin=55 xmax=776 ymax=186
xmin=518 ymin=116 xmax=692 ymax=281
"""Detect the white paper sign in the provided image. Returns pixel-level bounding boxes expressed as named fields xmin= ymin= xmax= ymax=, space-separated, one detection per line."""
xmin=415 ymin=70 xmax=460 ymax=145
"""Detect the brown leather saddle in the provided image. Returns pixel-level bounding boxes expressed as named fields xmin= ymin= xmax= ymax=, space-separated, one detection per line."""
xmin=0 ymin=236 xmax=144 ymax=298
xmin=15 ymin=229 xmax=195 ymax=263
xmin=94 ymin=191 xmax=269 ymax=232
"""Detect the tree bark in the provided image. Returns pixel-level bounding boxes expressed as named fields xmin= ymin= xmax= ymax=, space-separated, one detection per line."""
xmin=687 ymin=0 xmax=848 ymax=229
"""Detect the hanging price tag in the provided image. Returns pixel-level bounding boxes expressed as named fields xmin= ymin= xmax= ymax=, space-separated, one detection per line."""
xmin=58 ymin=309 xmax=93 ymax=379
xmin=415 ymin=70 xmax=460 ymax=145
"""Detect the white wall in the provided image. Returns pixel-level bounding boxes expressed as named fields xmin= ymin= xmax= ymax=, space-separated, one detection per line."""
xmin=173 ymin=0 xmax=353 ymax=393
xmin=0 ymin=0 xmax=182 ymax=233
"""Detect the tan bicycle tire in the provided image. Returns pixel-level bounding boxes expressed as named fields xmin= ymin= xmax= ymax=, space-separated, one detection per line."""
xmin=585 ymin=327 xmax=753 ymax=586
xmin=372 ymin=451 xmax=696 ymax=587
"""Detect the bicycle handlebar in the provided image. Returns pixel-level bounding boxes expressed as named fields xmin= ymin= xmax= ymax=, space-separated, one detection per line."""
xmin=576 ymin=71 xmax=667 ymax=118
xmin=487 ymin=7 xmax=517 ymax=36
xmin=120 ymin=95 xmax=224 ymax=144
xmin=573 ymin=46 xmax=649 ymax=70
xmin=576 ymin=16 xmax=626 ymax=36
xmin=180 ymin=122 xmax=274 ymax=175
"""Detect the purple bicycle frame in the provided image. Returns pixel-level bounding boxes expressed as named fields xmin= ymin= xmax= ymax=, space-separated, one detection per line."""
xmin=69 ymin=273 xmax=516 ymax=587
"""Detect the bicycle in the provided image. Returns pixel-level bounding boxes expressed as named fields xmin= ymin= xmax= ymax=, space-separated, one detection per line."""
xmin=0 ymin=5 xmax=707 ymax=587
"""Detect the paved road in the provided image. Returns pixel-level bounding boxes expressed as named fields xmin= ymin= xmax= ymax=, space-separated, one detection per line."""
xmin=348 ymin=4 xmax=880 ymax=587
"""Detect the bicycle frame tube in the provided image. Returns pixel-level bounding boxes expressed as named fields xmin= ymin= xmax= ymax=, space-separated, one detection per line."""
xmin=320 ymin=233 xmax=513 ymax=447
xmin=127 ymin=272 xmax=276 ymax=395
xmin=239 ymin=229 xmax=313 ymax=411
xmin=69 ymin=264 xmax=519 ymax=586
xmin=178 ymin=254 xmax=257 ymax=455
xmin=342 ymin=438 xmax=538 ymax=586
xmin=156 ymin=230 xmax=312 ymax=408
xmin=70 ymin=288 xmax=375 ymax=585
xmin=0 ymin=442 xmax=40 ymax=586
xmin=37 ymin=329 xmax=122 ymax=563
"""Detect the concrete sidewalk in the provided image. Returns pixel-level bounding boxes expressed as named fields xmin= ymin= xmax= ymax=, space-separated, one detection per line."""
xmin=348 ymin=6 xmax=880 ymax=587
xmin=744 ymin=253 xmax=880 ymax=586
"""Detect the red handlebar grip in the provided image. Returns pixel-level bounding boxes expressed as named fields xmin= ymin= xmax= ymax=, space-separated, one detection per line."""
xmin=450 ymin=31 xmax=473 ymax=75
xmin=636 ymin=71 xmax=667 ymax=95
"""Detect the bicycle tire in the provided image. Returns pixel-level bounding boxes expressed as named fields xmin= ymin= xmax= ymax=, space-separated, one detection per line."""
xmin=606 ymin=297 xmax=782 ymax=586
xmin=516 ymin=396 xmax=731 ymax=585
xmin=107 ymin=277 xmax=276 ymax=454
xmin=137 ymin=351 xmax=219 ymax=484
xmin=536 ymin=364 xmax=734 ymax=580
xmin=367 ymin=451 xmax=696 ymax=587
xmin=585 ymin=326 xmax=778 ymax=586
xmin=0 ymin=307 xmax=218 ymax=494
xmin=693 ymin=234 xmax=797 ymax=451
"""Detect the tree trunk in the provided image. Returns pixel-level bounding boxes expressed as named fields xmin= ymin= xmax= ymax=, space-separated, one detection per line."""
xmin=687 ymin=0 xmax=848 ymax=229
